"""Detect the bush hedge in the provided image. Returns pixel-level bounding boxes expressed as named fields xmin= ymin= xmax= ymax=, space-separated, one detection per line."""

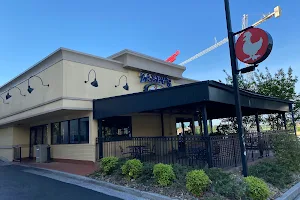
xmin=100 ymin=157 xmax=119 ymax=175
xmin=244 ymin=176 xmax=270 ymax=200
xmin=153 ymin=163 xmax=175 ymax=186
xmin=249 ymin=159 xmax=293 ymax=189
xmin=205 ymin=168 xmax=246 ymax=200
xmin=272 ymin=133 xmax=300 ymax=172
xmin=186 ymin=170 xmax=211 ymax=197
xmin=121 ymin=159 xmax=143 ymax=179
xmin=137 ymin=162 xmax=155 ymax=183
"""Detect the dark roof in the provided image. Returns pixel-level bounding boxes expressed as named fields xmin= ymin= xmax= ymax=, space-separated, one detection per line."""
xmin=93 ymin=80 xmax=292 ymax=119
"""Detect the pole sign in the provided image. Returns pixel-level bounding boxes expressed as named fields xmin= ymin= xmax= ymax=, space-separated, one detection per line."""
xmin=235 ymin=27 xmax=273 ymax=65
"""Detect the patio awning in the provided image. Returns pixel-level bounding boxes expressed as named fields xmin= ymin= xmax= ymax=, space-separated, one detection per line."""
xmin=93 ymin=80 xmax=292 ymax=120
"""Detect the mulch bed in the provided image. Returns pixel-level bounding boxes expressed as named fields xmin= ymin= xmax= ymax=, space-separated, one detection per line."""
xmin=88 ymin=170 xmax=223 ymax=200
xmin=88 ymin=166 xmax=300 ymax=200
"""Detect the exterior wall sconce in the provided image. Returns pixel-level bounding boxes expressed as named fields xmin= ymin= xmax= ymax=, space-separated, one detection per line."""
xmin=6 ymin=86 xmax=26 ymax=100
xmin=84 ymin=69 xmax=98 ymax=87
xmin=115 ymin=75 xmax=129 ymax=91
xmin=27 ymin=75 xmax=50 ymax=94
xmin=0 ymin=96 xmax=9 ymax=104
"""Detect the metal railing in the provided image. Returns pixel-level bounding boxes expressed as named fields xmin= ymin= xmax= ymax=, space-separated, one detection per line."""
xmin=96 ymin=130 xmax=292 ymax=168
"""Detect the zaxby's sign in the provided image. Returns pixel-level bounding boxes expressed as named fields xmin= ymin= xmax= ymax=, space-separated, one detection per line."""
xmin=139 ymin=72 xmax=172 ymax=91
xmin=235 ymin=27 xmax=273 ymax=65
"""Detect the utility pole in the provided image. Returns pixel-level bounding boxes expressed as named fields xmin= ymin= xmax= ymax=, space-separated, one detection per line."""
xmin=223 ymin=0 xmax=248 ymax=177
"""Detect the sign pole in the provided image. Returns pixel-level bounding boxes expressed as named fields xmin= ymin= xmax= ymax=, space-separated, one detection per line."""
xmin=223 ymin=0 xmax=248 ymax=177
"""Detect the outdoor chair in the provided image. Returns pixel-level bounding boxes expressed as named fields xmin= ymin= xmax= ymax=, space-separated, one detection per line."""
xmin=119 ymin=145 xmax=130 ymax=157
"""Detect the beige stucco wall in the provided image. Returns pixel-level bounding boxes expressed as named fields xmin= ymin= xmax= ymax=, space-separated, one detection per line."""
xmin=132 ymin=113 xmax=194 ymax=137
xmin=28 ymin=110 xmax=97 ymax=162
xmin=13 ymin=126 xmax=30 ymax=159
xmin=0 ymin=127 xmax=13 ymax=161
xmin=0 ymin=61 xmax=63 ymax=120
xmin=62 ymin=60 xmax=179 ymax=99
xmin=0 ymin=50 xmax=195 ymax=162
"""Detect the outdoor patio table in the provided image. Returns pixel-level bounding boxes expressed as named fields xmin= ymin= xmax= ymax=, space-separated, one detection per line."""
xmin=127 ymin=145 xmax=146 ymax=158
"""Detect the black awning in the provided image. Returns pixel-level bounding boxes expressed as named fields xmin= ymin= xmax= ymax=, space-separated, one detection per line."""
xmin=93 ymin=80 xmax=292 ymax=120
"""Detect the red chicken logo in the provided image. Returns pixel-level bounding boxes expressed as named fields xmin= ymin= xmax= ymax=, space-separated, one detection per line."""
xmin=235 ymin=28 xmax=273 ymax=65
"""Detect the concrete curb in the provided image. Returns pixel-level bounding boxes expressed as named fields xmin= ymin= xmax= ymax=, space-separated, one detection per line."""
xmin=16 ymin=163 xmax=174 ymax=200
xmin=276 ymin=182 xmax=300 ymax=200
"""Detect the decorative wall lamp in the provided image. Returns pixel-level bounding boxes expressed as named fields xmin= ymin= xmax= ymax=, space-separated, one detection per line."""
xmin=5 ymin=86 xmax=26 ymax=100
xmin=27 ymin=75 xmax=50 ymax=94
xmin=115 ymin=75 xmax=129 ymax=91
xmin=84 ymin=69 xmax=98 ymax=87
xmin=0 ymin=96 xmax=8 ymax=104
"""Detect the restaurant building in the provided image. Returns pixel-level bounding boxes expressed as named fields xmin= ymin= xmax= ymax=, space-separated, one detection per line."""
xmin=0 ymin=48 xmax=296 ymax=166
xmin=0 ymin=48 xmax=197 ymax=163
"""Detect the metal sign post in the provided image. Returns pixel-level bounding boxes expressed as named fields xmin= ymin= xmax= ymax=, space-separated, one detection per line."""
xmin=223 ymin=0 xmax=248 ymax=177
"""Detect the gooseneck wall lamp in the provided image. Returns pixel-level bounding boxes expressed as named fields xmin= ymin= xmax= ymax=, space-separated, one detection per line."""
xmin=84 ymin=69 xmax=98 ymax=87
xmin=115 ymin=75 xmax=129 ymax=91
xmin=6 ymin=86 xmax=26 ymax=100
xmin=27 ymin=75 xmax=50 ymax=94
xmin=0 ymin=96 xmax=8 ymax=104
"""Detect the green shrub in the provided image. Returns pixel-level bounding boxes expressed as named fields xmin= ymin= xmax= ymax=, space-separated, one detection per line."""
xmin=121 ymin=159 xmax=143 ymax=179
xmin=186 ymin=170 xmax=211 ymax=197
xmin=205 ymin=168 xmax=246 ymax=199
xmin=153 ymin=163 xmax=175 ymax=186
xmin=249 ymin=160 xmax=293 ymax=189
xmin=172 ymin=164 xmax=194 ymax=182
xmin=244 ymin=176 xmax=270 ymax=200
xmin=100 ymin=157 xmax=119 ymax=175
xmin=272 ymin=133 xmax=300 ymax=172
xmin=137 ymin=162 xmax=155 ymax=182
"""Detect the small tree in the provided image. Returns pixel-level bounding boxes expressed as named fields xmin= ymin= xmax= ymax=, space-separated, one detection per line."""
xmin=222 ymin=67 xmax=299 ymax=132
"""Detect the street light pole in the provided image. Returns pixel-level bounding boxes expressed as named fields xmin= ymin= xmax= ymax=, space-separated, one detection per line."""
xmin=223 ymin=0 xmax=248 ymax=177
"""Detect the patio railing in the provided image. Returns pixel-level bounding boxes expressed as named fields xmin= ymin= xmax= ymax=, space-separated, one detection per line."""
xmin=96 ymin=130 xmax=292 ymax=168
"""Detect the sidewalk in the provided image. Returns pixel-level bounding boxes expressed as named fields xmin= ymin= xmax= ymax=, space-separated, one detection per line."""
xmin=17 ymin=160 xmax=98 ymax=176
xmin=14 ymin=162 xmax=174 ymax=200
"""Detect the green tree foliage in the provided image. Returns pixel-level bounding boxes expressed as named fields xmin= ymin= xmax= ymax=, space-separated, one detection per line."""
xmin=221 ymin=67 xmax=299 ymax=132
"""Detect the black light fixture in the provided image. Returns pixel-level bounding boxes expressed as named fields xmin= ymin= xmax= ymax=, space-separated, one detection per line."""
xmin=84 ymin=69 xmax=98 ymax=87
xmin=6 ymin=86 xmax=26 ymax=100
xmin=0 ymin=96 xmax=8 ymax=104
xmin=27 ymin=75 xmax=50 ymax=94
xmin=115 ymin=75 xmax=129 ymax=91
xmin=6 ymin=92 xmax=11 ymax=100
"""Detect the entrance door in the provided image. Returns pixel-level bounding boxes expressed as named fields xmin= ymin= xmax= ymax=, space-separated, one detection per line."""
xmin=29 ymin=125 xmax=48 ymax=158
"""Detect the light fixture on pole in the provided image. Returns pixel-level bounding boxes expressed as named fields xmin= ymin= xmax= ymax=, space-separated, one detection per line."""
xmin=84 ymin=69 xmax=98 ymax=87
xmin=27 ymin=75 xmax=50 ymax=94
xmin=115 ymin=75 xmax=129 ymax=91
xmin=6 ymin=86 xmax=26 ymax=100
xmin=223 ymin=0 xmax=273 ymax=177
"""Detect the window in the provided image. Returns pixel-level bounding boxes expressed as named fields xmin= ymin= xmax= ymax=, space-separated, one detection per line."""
xmin=51 ymin=122 xmax=60 ymax=144
xmin=79 ymin=118 xmax=89 ymax=143
xmin=61 ymin=121 xmax=69 ymax=144
xmin=70 ymin=119 xmax=79 ymax=144
xmin=102 ymin=116 xmax=132 ymax=141
xmin=51 ymin=117 xmax=89 ymax=144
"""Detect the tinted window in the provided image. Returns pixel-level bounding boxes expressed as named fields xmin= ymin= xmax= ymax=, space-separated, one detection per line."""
xmin=70 ymin=119 xmax=79 ymax=144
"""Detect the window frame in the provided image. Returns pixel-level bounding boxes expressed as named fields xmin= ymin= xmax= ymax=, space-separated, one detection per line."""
xmin=51 ymin=117 xmax=89 ymax=145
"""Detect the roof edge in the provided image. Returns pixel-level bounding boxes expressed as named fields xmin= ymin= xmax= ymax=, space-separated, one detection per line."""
xmin=108 ymin=49 xmax=186 ymax=71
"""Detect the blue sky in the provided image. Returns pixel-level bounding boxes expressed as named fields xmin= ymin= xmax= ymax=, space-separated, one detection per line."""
xmin=0 ymin=0 xmax=299 ymax=91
